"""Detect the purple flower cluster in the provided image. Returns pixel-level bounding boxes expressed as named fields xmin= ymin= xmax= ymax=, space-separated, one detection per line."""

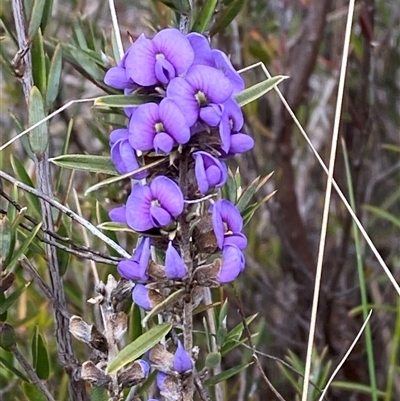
xmin=105 ymin=28 xmax=254 ymax=304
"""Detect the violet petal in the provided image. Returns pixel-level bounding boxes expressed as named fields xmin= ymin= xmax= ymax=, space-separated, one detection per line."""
xmin=165 ymin=242 xmax=187 ymax=279
xmin=109 ymin=206 xmax=127 ymax=224
xmin=132 ymin=284 xmax=152 ymax=310
xmin=173 ymin=341 xmax=193 ymax=373
xmin=150 ymin=176 xmax=184 ymax=217
xmin=217 ymin=244 xmax=245 ymax=283
xmin=126 ymin=184 xmax=153 ymax=231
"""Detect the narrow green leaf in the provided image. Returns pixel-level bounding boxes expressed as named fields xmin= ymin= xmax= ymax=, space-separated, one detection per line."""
xmin=28 ymin=86 xmax=48 ymax=155
xmin=0 ymin=293 xmax=7 ymax=321
xmin=205 ymin=352 xmax=221 ymax=368
xmin=23 ymin=382 xmax=48 ymax=401
xmin=107 ymin=322 xmax=172 ymax=374
xmin=96 ymin=222 xmax=134 ymax=233
xmin=94 ymin=94 xmax=160 ymax=108
xmin=90 ymin=386 xmax=109 ymax=401
xmin=192 ymin=0 xmax=218 ymax=33
xmin=50 ymin=154 xmax=118 ymax=175
xmin=0 ymin=355 xmax=29 ymax=382
xmin=363 ymin=205 xmax=400 ymax=229
xmin=209 ymin=0 xmax=245 ymax=37
xmin=40 ymin=0 xmax=54 ymax=33
xmin=158 ymin=0 xmax=190 ymax=13
xmin=5 ymin=223 xmax=42 ymax=269
xmin=204 ymin=362 xmax=253 ymax=386
xmin=31 ymin=326 xmax=50 ymax=380
xmin=73 ymin=19 xmax=88 ymax=50
xmin=61 ymin=43 xmax=104 ymax=81
xmin=236 ymin=177 xmax=260 ymax=212
xmin=0 ymin=282 xmax=31 ymax=315
xmin=235 ymin=75 xmax=287 ymax=107
xmin=28 ymin=0 xmax=46 ymax=38
xmin=96 ymin=202 xmax=120 ymax=257
xmin=0 ymin=216 xmax=11 ymax=261
xmin=85 ymin=158 xmax=165 ymax=195
xmin=55 ymin=118 xmax=74 ymax=192
xmin=331 ymin=381 xmax=385 ymax=396
xmin=46 ymin=43 xmax=62 ymax=106
xmin=225 ymin=313 xmax=258 ymax=343
xmin=31 ymin=29 xmax=47 ymax=96
xmin=130 ymin=303 xmax=142 ymax=342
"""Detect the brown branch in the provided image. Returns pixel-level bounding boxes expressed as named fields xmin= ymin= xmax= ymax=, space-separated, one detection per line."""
xmin=11 ymin=1 xmax=88 ymax=399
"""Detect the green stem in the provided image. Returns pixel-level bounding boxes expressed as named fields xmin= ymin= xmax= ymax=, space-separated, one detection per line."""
xmin=341 ymin=138 xmax=378 ymax=401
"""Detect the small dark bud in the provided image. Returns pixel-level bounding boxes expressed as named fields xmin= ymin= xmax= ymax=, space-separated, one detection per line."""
xmin=90 ymin=325 xmax=108 ymax=354
xmin=81 ymin=361 xmax=111 ymax=387
xmin=0 ymin=323 xmax=16 ymax=351
xmin=117 ymin=360 xmax=149 ymax=388
xmin=193 ymin=259 xmax=222 ymax=287
xmin=70 ymin=316 xmax=108 ymax=353
xmin=192 ymin=215 xmax=218 ymax=254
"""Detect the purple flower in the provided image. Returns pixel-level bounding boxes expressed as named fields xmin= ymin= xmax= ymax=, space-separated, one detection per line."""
xmin=165 ymin=242 xmax=187 ymax=279
xmin=156 ymin=372 xmax=169 ymax=392
xmin=129 ymin=98 xmax=190 ymax=153
xmin=104 ymin=38 xmax=145 ymax=89
xmin=212 ymin=199 xmax=247 ymax=250
xmin=109 ymin=129 xmax=148 ymax=178
xmin=193 ymin=151 xmax=227 ymax=194
xmin=117 ymin=237 xmax=151 ymax=282
xmin=226 ymin=133 xmax=255 ymax=156
xmin=125 ymin=29 xmax=194 ymax=86
xmin=173 ymin=341 xmax=193 ymax=373
xmin=217 ymin=244 xmax=245 ymax=283
xmin=218 ymin=97 xmax=244 ymax=152
xmin=167 ymin=65 xmax=233 ymax=127
xmin=187 ymin=33 xmax=244 ymax=94
xmin=132 ymin=284 xmax=152 ymax=310
xmin=136 ymin=359 xmax=150 ymax=377
xmin=112 ymin=176 xmax=184 ymax=232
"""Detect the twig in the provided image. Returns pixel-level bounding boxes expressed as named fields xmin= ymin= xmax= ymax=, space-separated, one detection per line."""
xmin=233 ymin=284 xmax=286 ymax=401
xmin=301 ymin=2 xmax=356 ymax=399
xmin=0 ymin=171 xmax=130 ymax=258
xmin=11 ymin=1 xmax=88 ymax=399
xmin=20 ymin=258 xmax=71 ymax=320
xmin=11 ymin=345 xmax=56 ymax=401
xmin=317 ymin=310 xmax=373 ymax=401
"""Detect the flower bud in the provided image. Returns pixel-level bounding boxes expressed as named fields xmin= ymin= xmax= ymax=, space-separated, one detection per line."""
xmin=148 ymin=343 xmax=174 ymax=372
xmin=0 ymin=323 xmax=16 ymax=351
xmin=173 ymin=341 xmax=193 ymax=373
xmin=132 ymin=284 xmax=165 ymax=311
xmin=117 ymin=359 xmax=150 ymax=388
xmin=81 ymin=361 xmax=111 ymax=387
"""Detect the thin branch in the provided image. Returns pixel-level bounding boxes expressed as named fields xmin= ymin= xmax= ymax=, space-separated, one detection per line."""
xmin=317 ymin=311 xmax=373 ymax=401
xmin=0 ymin=171 xmax=130 ymax=258
xmin=11 ymin=345 xmax=56 ymax=401
xmin=233 ymin=285 xmax=286 ymax=401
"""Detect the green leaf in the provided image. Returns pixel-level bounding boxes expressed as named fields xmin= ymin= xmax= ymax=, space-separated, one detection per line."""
xmin=10 ymin=156 xmax=41 ymax=215
xmin=40 ymin=0 xmax=54 ymax=33
xmin=28 ymin=0 xmax=46 ymax=38
xmin=94 ymin=94 xmax=160 ymax=108
xmin=46 ymin=43 xmax=62 ymax=106
xmin=31 ymin=29 xmax=47 ymax=96
xmin=61 ymin=43 xmax=104 ymax=81
xmin=209 ymin=0 xmax=245 ymax=37
xmin=236 ymin=177 xmax=260 ymax=212
xmin=363 ymin=205 xmax=400 ymax=229
xmin=85 ymin=157 xmax=166 ymax=195
xmin=90 ymin=386 xmax=109 ymax=401
xmin=331 ymin=381 xmax=385 ymax=396
xmin=5 ymin=223 xmax=43 ymax=269
xmin=0 ymin=282 xmax=31 ymax=315
xmin=130 ymin=303 xmax=142 ymax=342
xmin=158 ymin=0 xmax=191 ymax=13
xmin=56 ymin=220 xmax=71 ymax=276
xmin=0 ymin=216 xmax=11 ymax=261
xmin=204 ymin=362 xmax=253 ymax=386
xmin=23 ymin=382 xmax=48 ymax=401
xmin=0 ymin=355 xmax=29 ymax=381
xmin=205 ymin=351 xmax=221 ymax=368
xmin=107 ymin=322 xmax=172 ymax=374
xmin=235 ymin=75 xmax=288 ymax=107
xmin=31 ymin=326 xmax=50 ymax=380
xmin=50 ymin=154 xmax=118 ymax=175
xmin=225 ymin=313 xmax=258 ymax=343
xmin=28 ymin=86 xmax=48 ymax=155
xmin=96 ymin=222 xmax=134 ymax=233
xmin=192 ymin=0 xmax=218 ymax=33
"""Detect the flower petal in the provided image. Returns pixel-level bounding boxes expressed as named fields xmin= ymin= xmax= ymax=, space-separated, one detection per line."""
xmin=224 ymin=233 xmax=248 ymax=250
xmin=199 ymin=103 xmax=223 ymax=127
xmin=165 ymin=242 xmax=187 ymax=279
xmin=223 ymin=98 xmax=244 ymax=131
xmin=150 ymin=205 xmax=172 ymax=227
xmin=104 ymin=66 xmax=132 ymax=89
xmin=129 ymin=103 xmax=159 ymax=151
xmin=217 ymin=244 xmax=245 ymax=283
xmin=126 ymin=184 xmax=153 ymax=231
xmin=186 ymin=65 xmax=233 ymax=104
xmin=166 ymin=77 xmax=199 ymax=126
xmin=109 ymin=206 xmax=127 ymax=224
xmin=212 ymin=50 xmax=244 ymax=94
xmin=125 ymin=35 xmax=157 ymax=86
xmin=153 ymin=28 xmax=194 ymax=75
xmin=153 ymin=132 xmax=174 ymax=153
xmin=187 ymin=33 xmax=213 ymax=66
xmin=132 ymin=284 xmax=152 ymax=310
xmin=159 ymin=99 xmax=190 ymax=144
xmin=193 ymin=152 xmax=209 ymax=194
xmin=110 ymin=128 xmax=129 ymax=146
xmin=173 ymin=341 xmax=193 ymax=373
xmin=117 ymin=259 xmax=149 ymax=281
xmin=217 ymin=199 xmax=243 ymax=232
xmin=228 ymin=133 xmax=255 ymax=155
xmin=155 ymin=57 xmax=176 ymax=84
xmin=150 ymin=176 xmax=184 ymax=217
